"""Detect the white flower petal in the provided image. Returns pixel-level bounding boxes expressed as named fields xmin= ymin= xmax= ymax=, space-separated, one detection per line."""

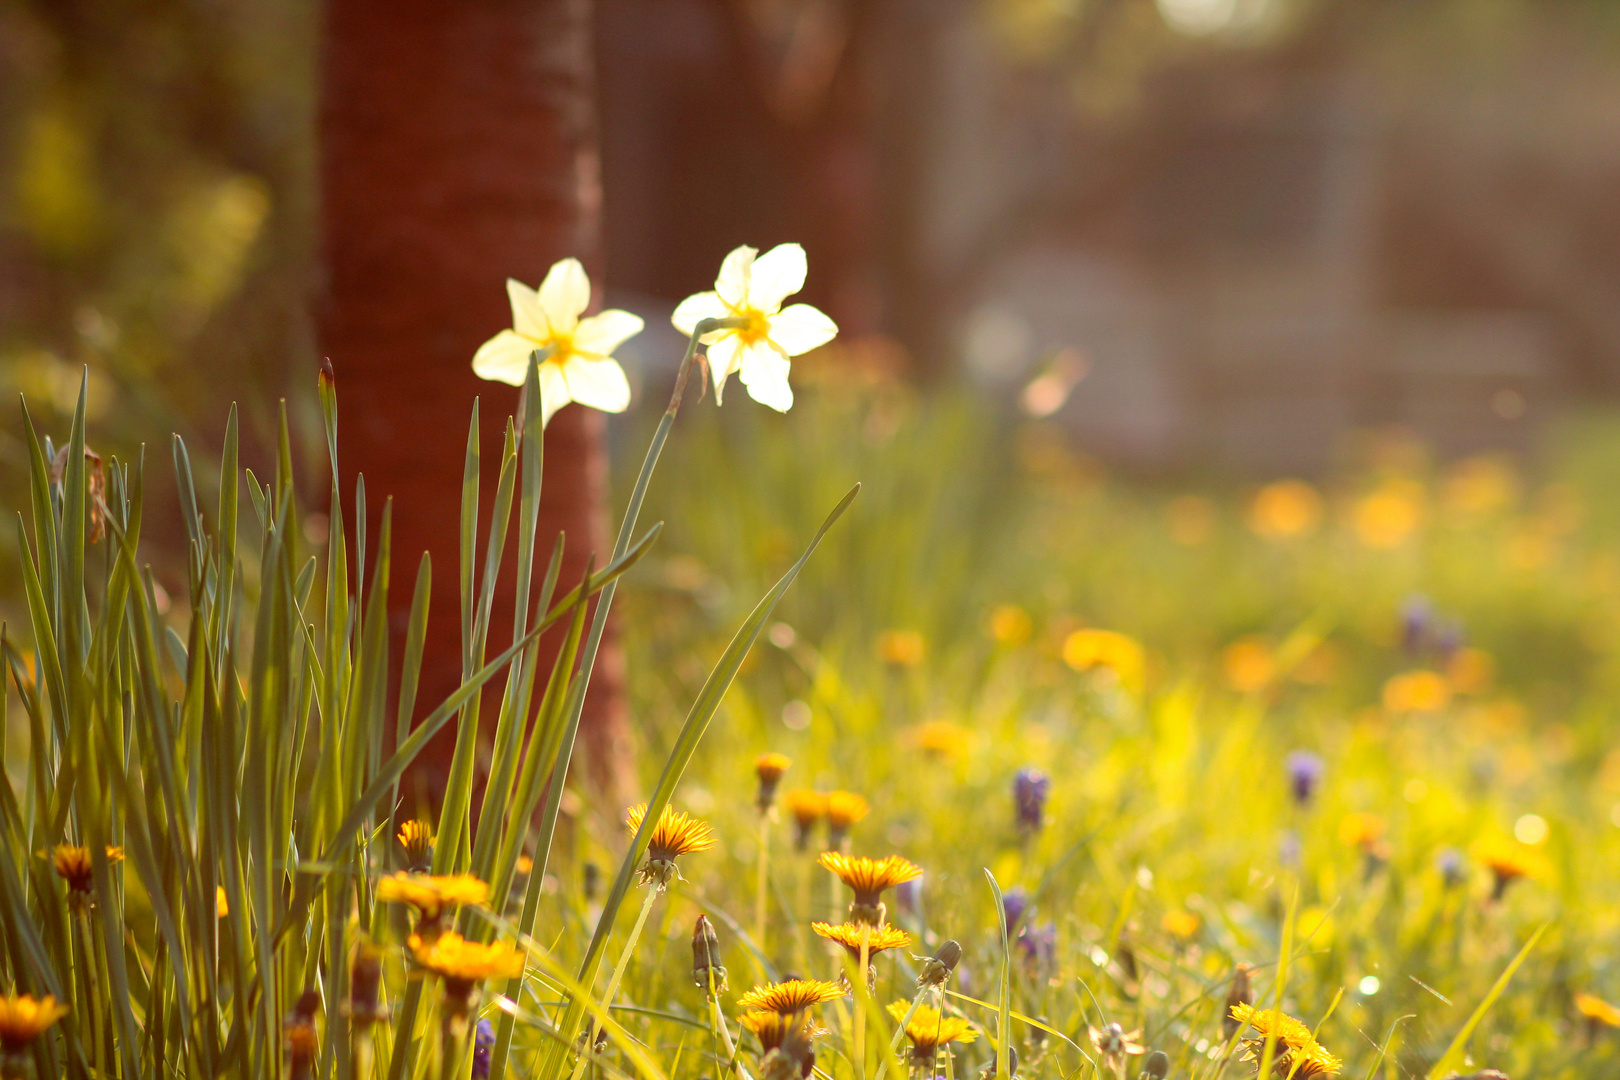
xmin=766 ymin=303 xmax=838 ymax=356
xmin=747 ymin=243 xmax=808 ymax=314
xmin=473 ymin=329 xmax=541 ymax=387
xmin=714 ymin=245 xmax=757 ymax=309
xmin=671 ymin=291 xmax=731 ymax=337
xmin=706 ymin=334 xmax=744 ymax=404
xmin=561 ymin=356 xmax=631 ymax=415
xmin=573 ymin=309 xmax=644 ymax=357
xmin=737 ymin=341 xmax=794 ymax=412
xmin=538 ymin=359 xmax=572 ymax=426
xmin=507 ymin=279 xmax=549 ymax=340
xmin=538 ymin=257 xmax=591 ymax=335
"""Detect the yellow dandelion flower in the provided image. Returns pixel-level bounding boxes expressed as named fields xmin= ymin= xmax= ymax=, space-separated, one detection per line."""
xmin=737 ymin=979 xmax=845 ymax=1014
xmin=397 ymin=820 xmax=434 ymax=870
xmin=740 ymin=1010 xmax=827 ymax=1052
xmin=906 ymin=721 xmax=973 ymax=760
xmin=1161 ymin=910 xmax=1201 ymax=939
xmin=0 ymin=993 xmax=69 ymax=1052
xmin=1061 ymin=628 xmax=1144 ymax=693
xmin=988 ymin=605 xmax=1033 ymax=646
xmin=1442 ymin=455 xmax=1518 ymax=516
xmin=409 ymin=932 xmax=525 ymax=988
xmin=1472 ymin=835 xmax=1548 ymax=898
xmin=625 ymin=804 xmax=717 ymax=889
xmin=1353 ymin=480 xmax=1423 ymax=549
xmin=1446 ymin=648 xmax=1494 ymax=695
xmin=826 ymin=792 xmax=870 ymax=831
xmin=216 ymin=887 xmax=229 ymax=918
xmin=1221 ymin=638 xmax=1275 ymax=693
xmin=877 ymin=630 xmax=926 ymax=667
xmin=1576 ymin=993 xmax=1620 ymax=1028
xmin=755 ymin=753 xmax=792 ymax=785
xmin=811 ymin=921 xmax=911 ymax=960
xmin=1229 ymin=1003 xmax=1342 ymax=1078
xmin=1337 ymin=813 xmax=1387 ymax=853
xmin=886 ymin=1002 xmax=977 ymax=1060
xmin=784 ymin=790 xmax=827 ymax=830
xmin=1248 ymin=480 xmax=1322 ymax=539
xmin=516 ymin=855 xmax=534 ymax=875
xmin=50 ymin=844 xmax=123 ymax=895
xmin=818 ymin=852 xmax=922 ymax=917
xmin=1383 ymin=670 xmax=1451 ymax=712
xmin=374 ymin=873 xmax=490 ymax=921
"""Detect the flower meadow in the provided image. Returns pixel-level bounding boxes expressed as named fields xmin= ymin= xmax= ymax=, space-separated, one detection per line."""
xmin=3 ymin=241 xmax=1620 ymax=1080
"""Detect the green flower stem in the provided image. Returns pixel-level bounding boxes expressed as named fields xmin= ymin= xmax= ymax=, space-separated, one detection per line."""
xmin=707 ymin=987 xmax=752 ymax=1080
xmin=568 ymin=886 xmax=659 ymax=1080
xmin=856 ymin=923 xmax=872 ymax=1080
xmin=755 ymin=815 xmax=771 ymax=956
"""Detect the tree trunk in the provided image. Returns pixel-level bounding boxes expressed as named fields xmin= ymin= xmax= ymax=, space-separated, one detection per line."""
xmin=319 ymin=0 xmax=632 ymax=815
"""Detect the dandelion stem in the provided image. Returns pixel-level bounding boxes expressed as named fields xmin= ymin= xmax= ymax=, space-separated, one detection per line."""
xmin=570 ymin=887 xmax=659 ymax=1080
xmin=707 ymin=980 xmax=753 ymax=1080
xmin=756 ymin=815 xmax=771 ymax=955
xmin=856 ymin=923 xmax=872 ymax=1080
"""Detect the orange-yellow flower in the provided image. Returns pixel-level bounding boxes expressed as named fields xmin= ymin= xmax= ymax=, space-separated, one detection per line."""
xmin=1382 ymin=670 xmax=1451 ymax=713
xmin=740 ymin=1010 xmax=827 ymax=1052
xmin=1337 ymin=813 xmax=1388 ymax=854
xmin=1576 ymin=992 xmax=1620 ymax=1028
xmin=0 ymin=993 xmax=69 ymax=1051
xmin=818 ymin=852 xmax=922 ymax=918
xmin=812 ymin=921 xmax=911 ymax=960
xmin=1248 ymin=480 xmax=1322 ymax=539
xmin=905 ymin=721 xmax=973 ymax=760
xmin=375 ymin=873 xmax=490 ymax=922
xmin=397 ymin=820 xmax=434 ymax=870
xmin=1222 ymin=638 xmax=1275 ymax=693
xmin=409 ymin=932 xmax=525 ymax=990
xmin=877 ymin=630 xmax=926 ymax=667
xmin=1061 ymin=629 xmax=1144 ymax=693
xmin=737 ymin=979 xmax=845 ymax=1014
xmin=1229 ymin=1003 xmax=1341 ymax=1078
xmin=626 ymin=803 xmax=718 ymax=887
xmin=887 ymin=1002 xmax=977 ymax=1061
xmin=988 ymin=605 xmax=1033 ymax=645
xmin=1161 ymin=910 xmax=1201 ymax=939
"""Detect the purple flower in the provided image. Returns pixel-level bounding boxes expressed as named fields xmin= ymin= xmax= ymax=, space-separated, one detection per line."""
xmin=1014 ymin=768 xmax=1050 ymax=832
xmin=1437 ymin=847 xmax=1466 ymax=889
xmin=473 ymin=1019 xmax=496 ymax=1078
xmin=1001 ymin=888 xmax=1030 ymax=931
xmin=1015 ymin=921 xmax=1056 ymax=970
xmin=1285 ymin=751 xmax=1324 ymax=806
xmin=1400 ymin=594 xmax=1432 ymax=655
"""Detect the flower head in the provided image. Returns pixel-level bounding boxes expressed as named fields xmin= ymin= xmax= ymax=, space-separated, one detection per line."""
xmin=692 ymin=915 xmax=726 ymax=996
xmin=626 ymin=804 xmax=717 ymax=888
xmin=1576 ymin=992 xmax=1620 ymax=1028
xmin=1013 ymin=768 xmax=1050 ymax=832
xmin=1286 ymin=751 xmax=1325 ymax=806
xmin=1161 ymin=909 xmax=1201 ymax=940
xmin=1337 ymin=813 xmax=1387 ymax=854
xmin=886 ymin=1002 xmax=977 ymax=1062
xmin=825 ymin=791 xmax=870 ymax=849
xmin=1229 ymin=1003 xmax=1342 ymax=1078
xmin=1087 ymin=1022 xmax=1145 ymax=1063
xmin=907 ymin=721 xmax=973 ymax=760
xmin=755 ymin=753 xmax=793 ymax=812
xmin=1382 ymin=670 xmax=1452 ymax=713
xmin=473 ymin=1018 xmax=497 ymax=1079
xmin=1000 ymin=888 xmax=1030 ymax=930
xmin=409 ymin=933 xmax=525 ymax=1012
xmin=375 ymin=873 xmax=490 ymax=928
xmin=737 ymin=979 xmax=845 ymax=1014
xmin=398 ymin=821 xmax=433 ymax=872
xmin=740 ymin=1010 xmax=827 ymax=1055
xmin=51 ymin=844 xmax=123 ymax=897
xmin=818 ymin=852 xmax=923 ymax=923
xmin=0 ymin=993 xmax=68 ymax=1052
xmin=812 ymin=921 xmax=910 ymax=961
xmin=783 ymin=790 xmax=827 ymax=851
xmin=671 ymin=243 xmax=838 ymax=411
xmin=1472 ymin=835 xmax=1548 ymax=900
xmin=877 ymin=630 xmax=926 ymax=668
xmin=917 ymin=939 xmax=962 ymax=989
xmin=473 ymin=259 xmax=642 ymax=424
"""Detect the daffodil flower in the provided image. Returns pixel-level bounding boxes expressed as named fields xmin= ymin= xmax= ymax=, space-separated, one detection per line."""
xmin=472 ymin=258 xmax=643 ymax=425
xmin=670 ymin=243 xmax=838 ymax=411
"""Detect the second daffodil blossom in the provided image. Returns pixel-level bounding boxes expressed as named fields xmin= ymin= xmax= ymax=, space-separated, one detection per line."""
xmin=471 ymin=258 xmax=643 ymax=425
xmin=671 ymin=243 xmax=838 ymax=411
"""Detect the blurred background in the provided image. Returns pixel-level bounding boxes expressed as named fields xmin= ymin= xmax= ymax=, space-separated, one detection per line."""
xmin=10 ymin=0 xmax=1620 ymax=473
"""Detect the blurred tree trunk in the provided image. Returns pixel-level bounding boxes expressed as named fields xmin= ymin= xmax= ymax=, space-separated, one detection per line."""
xmin=319 ymin=0 xmax=633 ymax=812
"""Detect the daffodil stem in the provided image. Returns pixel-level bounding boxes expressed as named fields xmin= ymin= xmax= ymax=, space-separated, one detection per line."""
xmin=755 ymin=815 xmax=771 ymax=955
xmin=569 ymin=887 xmax=658 ymax=1080
xmin=874 ymin=986 xmax=930 ymax=1080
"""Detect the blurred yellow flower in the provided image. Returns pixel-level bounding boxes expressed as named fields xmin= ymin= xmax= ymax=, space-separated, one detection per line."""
xmin=1062 ymin=628 xmax=1145 ymax=693
xmin=0 ymin=993 xmax=69 ymax=1051
xmin=826 ymin=791 xmax=871 ymax=831
xmin=1248 ymin=480 xmax=1322 ymax=540
xmin=1382 ymin=670 xmax=1451 ymax=712
xmin=1472 ymin=834 xmax=1549 ymax=887
xmin=1337 ymin=812 xmax=1387 ymax=853
xmin=51 ymin=844 xmax=123 ymax=895
xmin=755 ymin=752 xmax=792 ymax=784
xmin=472 ymin=259 xmax=642 ymax=424
xmin=877 ymin=630 xmax=926 ymax=667
xmin=671 ymin=243 xmax=838 ymax=411
xmin=1166 ymin=494 xmax=1216 ymax=546
xmin=988 ymin=604 xmax=1033 ymax=646
xmin=1575 ymin=992 xmax=1620 ymax=1028
xmin=375 ymin=873 xmax=490 ymax=921
xmin=1221 ymin=637 xmax=1275 ymax=692
xmin=409 ymin=932 xmax=525 ymax=985
xmin=216 ymin=886 xmax=229 ymax=918
xmin=1161 ymin=909 xmax=1200 ymax=939
xmin=785 ymin=790 xmax=829 ymax=830
xmin=1353 ymin=480 xmax=1424 ymax=549
xmin=1442 ymin=455 xmax=1518 ymax=516
xmin=906 ymin=720 xmax=973 ymax=760
xmin=1446 ymin=648 xmax=1494 ymax=695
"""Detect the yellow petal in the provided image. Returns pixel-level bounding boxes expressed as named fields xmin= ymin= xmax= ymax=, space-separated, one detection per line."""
xmin=714 ymin=245 xmax=757 ymax=309
xmin=561 ymin=356 xmax=631 ymax=415
xmin=747 ymin=243 xmax=808 ymax=314
xmin=706 ymin=334 xmax=744 ymax=405
xmin=573 ymin=308 xmax=644 ymax=357
xmin=473 ymin=329 xmax=540 ymax=387
xmin=766 ymin=303 xmax=837 ymax=356
xmin=737 ymin=341 xmax=793 ymax=412
xmin=506 ymin=278 xmax=549 ymax=340
xmin=671 ymin=291 xmax=731 ymax=337
xmin=538 ymin=257 xmax=591 ymax=336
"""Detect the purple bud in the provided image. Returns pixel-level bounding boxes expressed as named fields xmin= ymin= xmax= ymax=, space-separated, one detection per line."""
xmin=1285 ymin=751 xmax=1324 ymax=806
xmin=1014 ymin=768 xmax=1050 ymax=832
xmin=1001 ymin=888 xmax=1030 ymax=931
xmin=473 ymin=1019 xmax=495 ymax=1078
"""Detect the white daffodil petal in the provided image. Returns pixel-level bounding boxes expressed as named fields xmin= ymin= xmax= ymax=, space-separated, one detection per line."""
xmin=766 ymin=303 xmax=838 ymax=356
xmin=507 ymin=279 xmax=550 ymax=340
xmin=538 ymin=257 xmax=591 ymax=336
xmin=671 ymin=291 xmax=731 ymax=337
xmin=706 ymin=334 xmax=744 ymax=404
xmin=561 ymin=356 xmax=632 ymax=415
xmin=573 ymin=309 xmax=644 ymax=357
xmin=538 ymin=359 xmax=572 ymax=426
xmin=714 ymin=245 xmax=757 ymax=309
xmin=747 ymin=243 xmax=808 ymax=314
xmin=737 ymin=341 xmax=794 ymax=412
xmin=473 ymin=329 xmax=540 ymax=387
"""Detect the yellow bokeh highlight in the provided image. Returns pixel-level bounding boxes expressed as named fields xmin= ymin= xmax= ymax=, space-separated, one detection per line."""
xmin=1248 ymin=480 xmax=1322 ymax=540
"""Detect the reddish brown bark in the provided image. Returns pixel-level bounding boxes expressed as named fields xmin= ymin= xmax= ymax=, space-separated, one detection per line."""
xmin=319 ymin=0 xmax=631 ymax=806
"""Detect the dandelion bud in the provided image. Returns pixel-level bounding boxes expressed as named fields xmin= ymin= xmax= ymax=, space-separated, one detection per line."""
xmin=1139 ymin=1050 xmax=1169 ymax=1079
xmin=918 ymin=939 xmax=962 ymax=989
xmin=398 ymin=820 xmax=433 ymax=872
xmin=756 ymin=753 xmax=792 ymax=813
xmin=1284 ymin=751 xmax=1324 ymax=807
xmin=1223 ymin=964 xmax=1252 ymax=1039
xmin=692 ymin=915 xmax=727 ymax=996
xmin=1013 ymin=768 xmax=1050 ymax=833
